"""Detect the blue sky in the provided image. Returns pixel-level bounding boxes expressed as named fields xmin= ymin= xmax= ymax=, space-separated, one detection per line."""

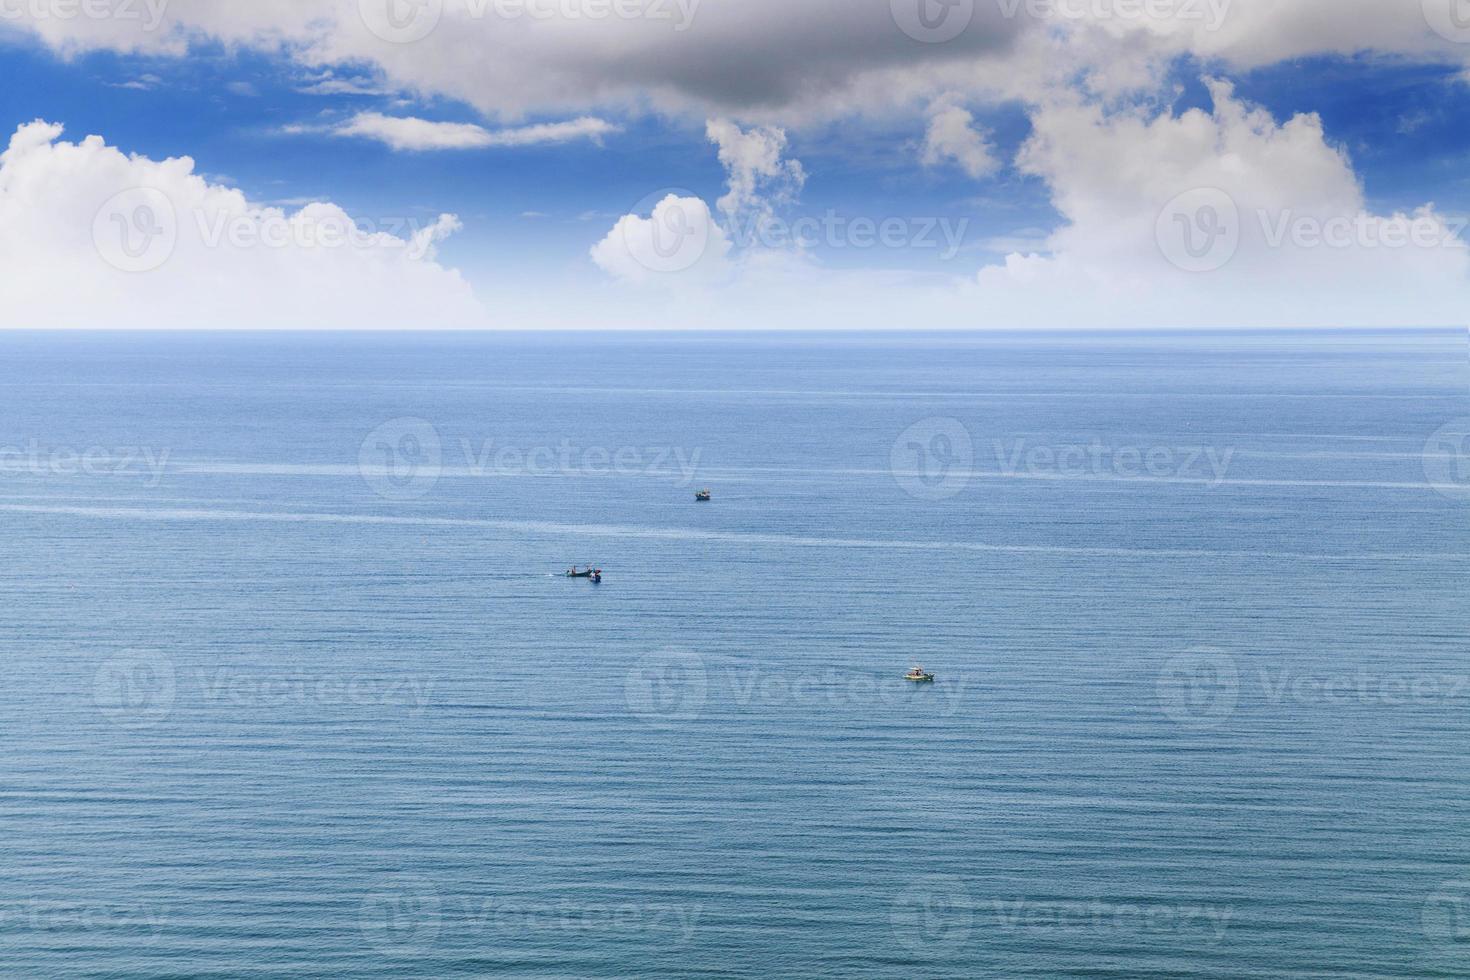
xmin=4 ymin=2 xmax=1470 ymax=329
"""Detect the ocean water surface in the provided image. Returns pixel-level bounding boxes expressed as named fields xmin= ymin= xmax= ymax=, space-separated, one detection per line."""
xmin=1 ymin=330 xmax=1468 ymax=978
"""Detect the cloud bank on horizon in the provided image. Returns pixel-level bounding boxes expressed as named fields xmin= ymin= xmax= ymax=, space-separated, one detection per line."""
xmin=3 ymin=0 xmax=1470 ymax=328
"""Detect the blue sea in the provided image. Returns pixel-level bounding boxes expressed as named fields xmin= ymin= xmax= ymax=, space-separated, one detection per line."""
xmin=1 ymin=330 xmax=1468 ymax=978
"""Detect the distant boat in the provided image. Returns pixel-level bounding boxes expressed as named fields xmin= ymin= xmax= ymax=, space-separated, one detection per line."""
xmin=695 ymin=489 xmax=712 ymax=502
xmin=904 ymin=666 xmax=935 ymax=683
xmin=566 ymin=568 xmax=603 ymax=582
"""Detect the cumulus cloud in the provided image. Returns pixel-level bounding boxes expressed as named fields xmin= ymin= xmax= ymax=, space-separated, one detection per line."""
xmin=326 ymin=112 xmax=618 ymax=151
xmin=922 ymin=101 xmax=1000 ymax=179
xmin=590 ymin=194 xmax=732 ymax=284
xmin=0 ymin=120 xmax=485 ymax=328
xmin=593 ymin=118 xmax=809 ymax=287
xmin=706 ymin=119 xmax=806 ymax=227
xmin=968 ymin=80 xmax=1470 ymax=327
xmin=4 ymin=0 xmax=1470 ymax=124
xmin=0 ymin=0 xmax=1032 ymax=120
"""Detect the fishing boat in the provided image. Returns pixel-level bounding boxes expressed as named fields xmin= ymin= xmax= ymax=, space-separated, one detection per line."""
xmin=904 ymin=666 xmax=935 ymax=683
xmin=566 ymin=567 xmax=603 ymax=582
xmin=695 ymin=489 xmax=712 ymax=502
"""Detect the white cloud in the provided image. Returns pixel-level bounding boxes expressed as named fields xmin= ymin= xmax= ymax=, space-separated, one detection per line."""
xmin=590 ymin=194 xmax=732 ymax=284
xmin=5 ymin=0 xmax=1469 ymax=125
xmin=593 ymin=118 xmax=806 ymax=287
xmin=327 ymin=112 xmax=619 ymax=151
xmin=922 ymin=101 xmax=1000 ymax=179
xmin=0 ymin=120 xmax=485 ymax=329
xmin=967 ymin=81 xmax=1470 ymax=327
xmin=706 ymin=119 xmax=805 ymax=226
